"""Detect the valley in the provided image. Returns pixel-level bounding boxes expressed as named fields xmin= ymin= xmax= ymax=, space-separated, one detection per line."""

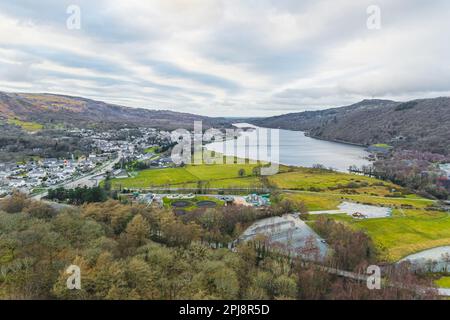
xmin=1 ymin=92 xmax=450 ymax=300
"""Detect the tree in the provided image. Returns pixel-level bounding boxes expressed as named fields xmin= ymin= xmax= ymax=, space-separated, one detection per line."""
xmin=24 ymin=201 xmax=57 ymax=220
xmin=0 ymin=191 xmax=30 ymax=213
xmin=103 ymin=176 xmax=112 ymax=192
xmin=313 ymin=216 xmax=376 ymax=270
xmin=273 ymin=199 xmax=297 ymax=215
xmin=125 ymin=214 xmax=150 ymax=247
xmin=195 ymin=260 xmax=239 ymax=299
xmin=238 ymin=168 xmax=246 ymax=177
xmin=235 ymin=244 xmax=257 ymax=299
xmin=252 ymin=166 xmax=261 ymax=177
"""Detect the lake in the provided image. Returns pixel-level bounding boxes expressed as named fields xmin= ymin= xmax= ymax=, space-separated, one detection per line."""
xmin=205 ymin=123 xmax=371 ymax=172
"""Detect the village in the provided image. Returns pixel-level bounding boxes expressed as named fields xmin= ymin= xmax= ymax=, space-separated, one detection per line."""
xmin=0 ymin=126 xmax=174 ymax=197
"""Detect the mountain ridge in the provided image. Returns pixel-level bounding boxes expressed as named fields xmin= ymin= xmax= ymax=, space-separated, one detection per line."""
xmin=249 ymin=97 xmax=450 ymax=155
xmin=2 ymin=91 xmax=449 ymax=155
xmin=0 ymin=91 xmax=230 ymax=130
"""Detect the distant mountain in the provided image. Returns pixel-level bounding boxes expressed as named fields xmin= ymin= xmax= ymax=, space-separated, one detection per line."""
xmin=250 ymin=98 xmax=450 ymax=155
xmin=2 ymin=91 xmax=449 ymax=155
xmin=0 ymin=92 xmax=230 ymax=130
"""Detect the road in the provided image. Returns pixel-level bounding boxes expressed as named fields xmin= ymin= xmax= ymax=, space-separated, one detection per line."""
xmin=31 ymin=154 xmax=121 ymax=201
xmin=322 ymin=266 xmax=450 ymax=296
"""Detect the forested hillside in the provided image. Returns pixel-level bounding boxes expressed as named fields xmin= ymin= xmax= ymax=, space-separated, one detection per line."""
xmin=0 ymin=193 xmax=436 ymax=300
xmin=251 ymin=98 xmax=450 ymax=155
xmin=0 ymin=92 xmax=230 ymax=130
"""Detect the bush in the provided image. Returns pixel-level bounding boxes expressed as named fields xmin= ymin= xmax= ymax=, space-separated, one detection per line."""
xmin=0 ymin=191 xmax=30 ymax=213
xmin=24 ymin=201 xmax=57 ymax=219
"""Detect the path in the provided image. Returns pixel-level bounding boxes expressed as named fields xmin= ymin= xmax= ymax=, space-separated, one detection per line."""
xmin=320 ymin=266 xmax=449 ymax=296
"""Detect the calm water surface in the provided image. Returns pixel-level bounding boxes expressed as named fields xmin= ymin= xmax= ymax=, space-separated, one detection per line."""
xmin=205 ymin=123 xmax=371 ymax=172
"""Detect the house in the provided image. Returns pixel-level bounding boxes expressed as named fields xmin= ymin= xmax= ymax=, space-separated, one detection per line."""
xmin=113 ymin=169 xmax=129 ymax=179
xmin=43 ymin=158 xmax=58 ymax=166
xmin=245 ymin=194 xmax=271 ymax=207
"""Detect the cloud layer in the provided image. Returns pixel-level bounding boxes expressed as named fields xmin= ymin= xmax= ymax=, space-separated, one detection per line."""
xmin=0 ymin=0 xmax=449 ymax=116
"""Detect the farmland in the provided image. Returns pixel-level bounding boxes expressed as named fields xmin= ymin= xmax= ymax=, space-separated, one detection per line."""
xmin=110 ymin=163 xmax=264 ymax=189
xmin=306 ymin=203 xmax=450 ymax=262
xmin=436 ymin=277 xmax=450 ymax=288
xmin=109 ymin=161 xmax=450 ymax=262
xmin=163 ymin=195 xmax=225 ymax=212
xmin=267 ymin=167 xmax=398 ymax=192
xmin=8 ymin=118 xmax=43 ymax=132
xmin=348 ymin=210 xmax=450 ymax=262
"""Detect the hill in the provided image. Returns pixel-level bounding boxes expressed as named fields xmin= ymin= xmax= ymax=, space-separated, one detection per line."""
xmin=0 ymin=91 xmax=230 ymax=130
xmin=251 ymin=98 xmax=450 ymax=155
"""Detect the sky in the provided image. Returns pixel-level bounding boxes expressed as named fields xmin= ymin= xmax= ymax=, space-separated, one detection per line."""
xmin=0 ymin=0 xmax=449 ymax=117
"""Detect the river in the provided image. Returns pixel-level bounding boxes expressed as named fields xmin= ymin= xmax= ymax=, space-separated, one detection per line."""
xmin=205 ymin=123 xmax=371 ymax=172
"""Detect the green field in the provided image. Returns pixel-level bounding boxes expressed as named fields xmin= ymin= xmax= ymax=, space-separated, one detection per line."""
xmin=282 ymin=192 xmax=343 ymax=211
xmin=284 ymin=187 xmax=444 ymax=262
xmin=109 ymin=160 xmax=450 ymax=262
xmin=8 ymin=118 xmax=43 ymax=132
xmin=344 ymin=194 xmax=434 ymax=208
xmin=182 ymin=177 xmax=263 ymax=189
xmin=163 ymin=195 xmax=225 ymax=212
xmin=111 ymin=163 xmax=263 ymax=189
xmin=372 ymin=143 xmax=392 ymax=148
xmin=267 ymin=168 xmax=398 ymax=193
xmin=144 ymin=146 xmax=159 ymax=154
xmin=310 ymin=209 xmax=450 ymax=262
xmin=435 ymin=277 xmax=450 ymax=288
xmin=283 ymin=189 xmax=433 ymax=211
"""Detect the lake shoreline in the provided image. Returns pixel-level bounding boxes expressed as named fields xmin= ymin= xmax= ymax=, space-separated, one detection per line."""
xmin=304 ymin=132 xmax=368 ymax=148
xmin=205 ymin=123 xmax=371 ymax=172
xmin=244 ymin=123 xmax=369 ymax=148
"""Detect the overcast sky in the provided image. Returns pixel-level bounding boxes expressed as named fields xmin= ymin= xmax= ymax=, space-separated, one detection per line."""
xmin=0 ymin=0 xmax=449 ymax=117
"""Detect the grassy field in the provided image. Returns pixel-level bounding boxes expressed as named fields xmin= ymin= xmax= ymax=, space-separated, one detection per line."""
xmin=281 ymin=189 xmax=433 ymax=212
xmin=110 ymin=160 xmax=450 ymax=262
xmin=435 ymin=277 xmax=450 ymax=288
xmin=113 ymin=167 xmax=197 ymax=188
xmin=309 ymin=209 xmax=450 ymax=262
xmin=144 ymin=146 xmax=159 ymax=154
xmin=283 ymin=186 xmax=443 ymax=262
xmin=163 ymin=195 xmax=225 ymax=211
xmin=111 ymin=163 xmax=263 ymax=189
xmin=114 ymin=163 xmax=404 ymax=194
xmin=267 ymin=168 xmax=398 ymax=193
xmin=282 ymin=192 xmax=343 ymax=211
xmin=344 ymin=194 xmax=434 ymax=209
xmin=8 ymin=118 xmax=43 ymax=132
xmin=181 ymin=177 xmax=263 ymax=189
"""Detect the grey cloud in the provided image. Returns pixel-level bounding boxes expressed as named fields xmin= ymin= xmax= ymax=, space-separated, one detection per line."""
xmin=0 ymin=0 xmax=450 ymax=116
